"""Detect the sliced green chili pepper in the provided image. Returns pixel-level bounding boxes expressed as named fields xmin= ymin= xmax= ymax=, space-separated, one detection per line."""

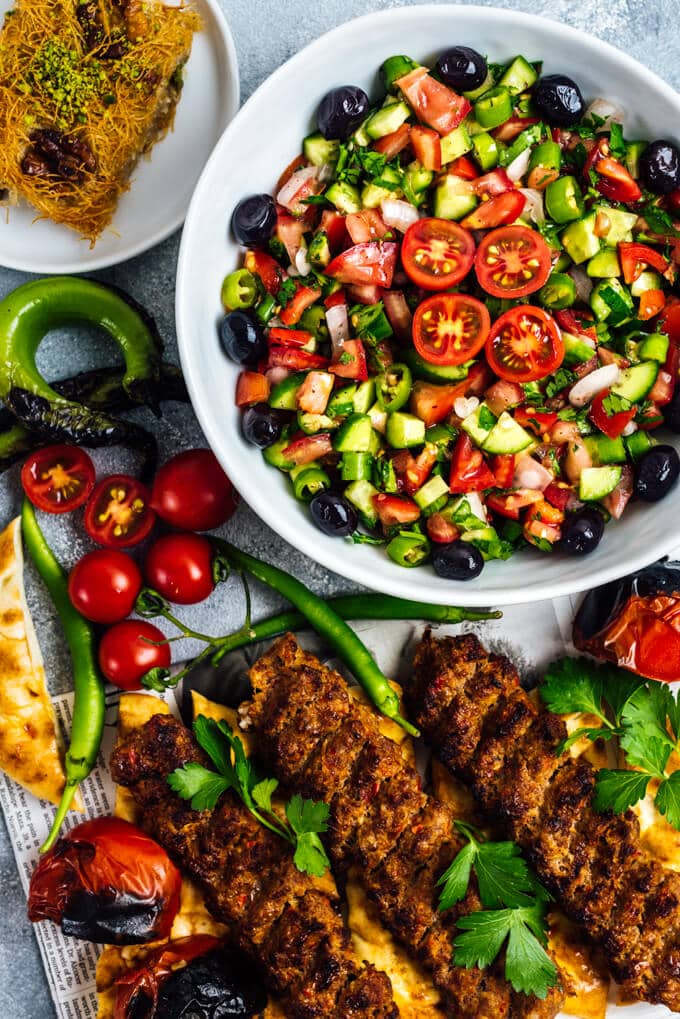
xmin=376 ymin=362 xmax=412 ymax=414
xmin=341 ymin=451 xmax=374 ymax=482
xmin=299 ymin=304 xmax=329 ymax=341
xmin=350 ymin=302 xmax=394 ymax=343
xmin=213 ymin=539 xmax=420 ymax=736
xmin=255 ymin=293 xmax=277 ymax=325
xmin=386 ymin=532 xmax=431 ymax=568
xmin=474 ymin=87 xmax=513 ymax=129
xmin=221 ymin=268 xmax=260 ymax=311
xmin=21 ymin=499 xmax=105 ymax=853
xmin=424 ymin=424 xmax=457 ymax=459
xmin=638 ymin=332 xmax=669 ymax=362
xmin=528 ymin=140 xmax=562 ymax=175
xmin=544 ymin=175 xmax=585 ymax=224
xmin=538 ymin=272 xmax=577 ymax=311
xmin=291 ymin=464 xmax=332 ymax=501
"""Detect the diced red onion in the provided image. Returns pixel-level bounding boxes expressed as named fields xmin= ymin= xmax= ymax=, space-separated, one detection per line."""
xmin=459 ymin=491 xmax=487 ymax=522
xmin=295 ymin=246 xmax=312 ymax=276
xmin=506 ymin=148 xmax=532 ymax=182
xmin=383 ymin=290 xmax=412 ymax=342
xmin=585 ymin=98 xmax=625 ymax=130
xmin=518 ymin=187 xmax=544 ymax=223
xmin=318 ymin=162 xmax=335 ymax=183
xmin=325 ymin=303 xmax=349 ymax=358
xmin=266 ymin=366 xmax=290 ymax=386
xmin=276 ymin=166 xmax=318 ymax=210
xmin=381 ymin=198 xmax=420 ymax=233
xmin=622 ymin=420 xmax=638 ymax=437
xmin=569 ymin=265 xmax=593 ymax=303
xmin=513 ymin=455 xmax=553 ymax=492
xmin=454 ymin=396 xmax=479 ymax=419
xmin=569 ymin=364 xmax=620 ymax=407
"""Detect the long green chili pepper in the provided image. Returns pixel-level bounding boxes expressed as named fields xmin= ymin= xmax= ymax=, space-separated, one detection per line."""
xmin=212 ymin=539 xmax=421 ymax=736
xmin=21 ymin=499 xmax=105 ymax=853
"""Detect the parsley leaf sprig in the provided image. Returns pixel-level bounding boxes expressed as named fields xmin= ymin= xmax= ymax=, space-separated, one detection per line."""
xmin=168 ymin=715 xmax=331 ymax=877
xmin=437 ymin=821 xmax=558 ymax=999
xmin=541 ymin=659 xmax=680 ymax=829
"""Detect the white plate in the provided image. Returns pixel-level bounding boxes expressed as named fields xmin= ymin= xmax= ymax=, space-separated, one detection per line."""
xmin=0 ymin=0 xmax=239 ymax=273
xmin=176 ymin=3 xmax=680 ymax=611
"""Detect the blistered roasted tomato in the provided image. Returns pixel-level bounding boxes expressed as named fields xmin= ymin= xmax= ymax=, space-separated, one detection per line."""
xmin=28 ymin=817 xmax=181 ymax=944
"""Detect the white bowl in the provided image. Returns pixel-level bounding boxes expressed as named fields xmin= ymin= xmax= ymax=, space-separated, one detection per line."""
xmin=176 ymin=4 xmax=680 ymax=610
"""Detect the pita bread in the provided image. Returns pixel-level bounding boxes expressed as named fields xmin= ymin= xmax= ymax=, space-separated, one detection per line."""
xmin=0 ymin=516 xmax=79 ymax=808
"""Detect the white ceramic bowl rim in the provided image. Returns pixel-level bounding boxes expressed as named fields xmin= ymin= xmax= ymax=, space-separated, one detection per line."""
xmin=177 ymin=4 xmax=680 ymax=609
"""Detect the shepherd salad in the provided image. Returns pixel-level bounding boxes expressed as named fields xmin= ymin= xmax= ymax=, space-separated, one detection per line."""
xmin=219 ymin=45 xmax=680 ymax=580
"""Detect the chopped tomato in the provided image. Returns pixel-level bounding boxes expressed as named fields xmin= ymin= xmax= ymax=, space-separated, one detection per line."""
xmin=373 ymin=493 xmax=421 ymax=528
xmin=345 ymin=209 xmax=390 ymax=244
xmin=244 ymin=249 xmax=283 ymax=295
xmin=267 ymin=346 xmax=329 ymax=370
xmin=543 ymin=482 xmax=574 ymax=512
xmin=279 ymin=284 xmax=322 ymax=326
xmin=383 ymin=290 xmax=413 ymax=342
xmin=524 ymin=517 xmax=562 ymax=546
xmin=638 ymin=402 xmax=665 ymax=429
xmin=324 ymin=289 xmax=347 ymax=308
xmin=585 ymin=140 xmax=641 ymax=204
xmin=527 ymin=163 xmax=560 ymax=191
xmin=395 ymin=67 xmax=471 ymax=135
xmin=639 ymin=288 xmax=666 ymax=321
xmin=660 ymin=301 xmax=680 ymax=344
xmin=491 ymin=454 xmax=515 ymax=489
xmin=475 ymin=225 xmax=551 ymax=298
xmin=329 ymin=339 xmax=368 ymax=380
xmin=486 ymin=306 xmax=564 ymax=383
xmin=555 ymin=308 xmax=598 ymax=343
xmin=487 ymin=489 xmax=543 ymax=520
xmin=618 ymin=242 xmax=670 ymax=285
xmin=21 ymin=445 xmax=95 ymax=514
xmin=461 ymin=190 xmax=526 ymax=230
xmin=399 ymin=444 xmax=438 ymax=496
xmin=410 ymin=125 xmax=442 ymax=171
xmin=401 ymin=218 xmax=475 ymax=291
xmin=412 ymin=293 xmax=490 ymax=366
xmin=84 ymin=476 xmax=156 ymax=549
xmin=276 ymin=211 xmax=307 ymax=263
xmin=531 ymin=498 xmax=565 ymax=526
xmin=235 ymin=371 xmax=270 ymax=406
xmin=601 ymin=463 xmax=634 ymax=520
xmin=296 ymin=371 xmax=334 ymax=414
xmin=472 ymin=169 xmax=515 ymax=199
xmin=320 ymin=209 xmax=348 ymax=252
xmin=648 ymin=369 xmax=675 ymax=406
xmin=268 ymin=326 xmax=315 ymax=347
xmin=282 ymin=433 xmax=334 ymax=465
xmin=326 ymin=241 xmax=398 ymax=287
xmin=448 ymin=155 xmax=478 ymax=180
xmin=493 ymin=115 xmax=539 ymax=143
xmin=275 ymin=153 xmax=306 ymax=194
xmin=373 ymin=123 xmax=412 ymax=158
xmin=411 ymin=380 xmax=466 ymax=426
xmin=484 ymin=380 xmax=524 ymax=416
xmin=449 ymin=434 xmax=496 ymax=493
xmin=590 ymin=389 xmax=637 ymax=438
xmin=514 ymin=406 xmax=559 ymax=437
xmin=427 ymin=512 xmax=460 ymax=544
xmin=277 ymin=168 xmax=322 ymax=216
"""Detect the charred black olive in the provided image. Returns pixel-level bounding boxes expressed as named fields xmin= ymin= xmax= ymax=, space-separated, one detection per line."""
xmin=436 ymin=46 xmax=487 ymax=91
xmin=634 ymin=444 xmax=680 ymax=502
xmin=533 ymin=74 xmax=584 ymax=126
xmin=219 ymin=311 xmax=268 ymax=366
xmin=317 ymin=85 xmax=370 ymax=141
xmin=561 ymin=507 xmax=605 ymax=556
xmin=432 ymin=540 xmax=484 ymax=580
xmin=310 ymin=491 xmax=358 ymax=536
xmin=639 ymin=140 xmax=680 ymax=195
xmin=156 ymin=949 xmax=267 ymax=1018
xmin=241 ymin=403 xmax=285 ymax=448
xmin=230 ymin=193 xmax=277 ymax=247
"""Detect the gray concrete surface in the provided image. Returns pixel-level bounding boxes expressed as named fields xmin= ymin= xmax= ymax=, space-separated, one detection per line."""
xmin=0 ymin=0 xmax=678 ymax=1014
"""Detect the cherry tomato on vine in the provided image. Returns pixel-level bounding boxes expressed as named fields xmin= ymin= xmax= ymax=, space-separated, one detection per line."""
xmin=412 ymin=293 xmax=490 ymax=366
xmin=68 ymin=550 xmax=142 ymax=625
xmin=144 ymin=533 xmax=217 ymax=605
xmin=84 ymin=475 xmax=156 ymax=549
xmin=401 ymin=217 xmax=476 ymax=290
xmin=486 ymin=305 xmax=564 ymax=383
xmin=21 ymin=445 xmax=95 ymax=514
xmin=475 ymin=225 xmax=551 ymax=298
xmin=98 ymin=620 xmax=170 ymax=690
xmin=150 ymin=449 xmax=238 ymax=532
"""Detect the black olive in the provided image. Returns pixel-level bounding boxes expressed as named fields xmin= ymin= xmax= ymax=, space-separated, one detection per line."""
xmin=561 ymin=507 xmax=605 ymax=556
xmin=634 ymin=444 xmax=680 ymax=501
xmin=230 ymin=194 xmax=277 ymax=247
xmin=432 ymin=540 xmax=484 ymax=580
xmin=639 ymin=140 xmax=680 ymax=195
xmin=317 ymin=86 xmax=370 ymax=141
xmin=436 ymin=46 xmax=487 ymax=92
xmin=156 ymin=949 xmax=267 ymax=1018
xmin=219 ymin=311 xmax=268 ymax=366
xmin=309 ymin=491 xmax=358 ymax=536
xmin=533 ymin=74 xmax=584 ymax=127
xmin=241 ymin=404 xmax=284 ymax=448
xmin=663 ymin=389 xmax=680 ymax=433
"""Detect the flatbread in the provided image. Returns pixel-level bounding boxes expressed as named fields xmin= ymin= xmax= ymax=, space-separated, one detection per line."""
xmin=0 ymin=516 xmax=78 ymax=807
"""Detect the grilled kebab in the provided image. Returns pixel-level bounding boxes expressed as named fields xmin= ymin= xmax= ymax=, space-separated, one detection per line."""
xmin=407 ymin=631 xmax=680 ymax=1012
xmin=110 ymin=712 xmax=399 ymax=1019
xmin=241 ymin=633 xmax=564 ymax=1019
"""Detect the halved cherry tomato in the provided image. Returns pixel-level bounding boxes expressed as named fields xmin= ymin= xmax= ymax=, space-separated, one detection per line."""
xmin=329 ymin=339 xmax=368 ymax=380
xmin=244 ymin=249 xmax=283 ymax=295
xmin=267 ymin=347 xmax=329 ymax=370
xmin=401 ymin=218 xmax=475 ymax=291
xmin=491 ymin=454 xmax=515 ymax=489
xmin=268 ymin=327 xmax=315 ymax=347
xmin=345 ymin=209 xmax=390 ymax=244
xmin=514 ymin=406 xmax=559 ymax=436
xmin=618 ymin=242 xmax=670 ymax=285
xmin=585 ymin=140 xmax=642 ymax=204
xmin=461 ymin=190 xmax=526 ymax=230
xmin=395 ymin=67 xmax=471 ymax=135
xmin=487 ymin=489 xmax=543 ymax=520
xmin=648 ymin=369 xmax=675 ymax=407
xmin=84 ymin=475 xmax=156 ymax=549
xmin=21 ymin=445 xmax=95 ymax=514
xmin=486 ymin=306 xmax=564 ymax=383
xmin=493 ymin=115 xmax=539 ymax=143
xmin=326 ymin=242 xmax=398 ymax=287
xmin=373 ymin=122 xmax=411 ymax=158
xmin=373 ymin=493 xmax=421 ymax=529
xmin=590 ymin=389 xmax=636 ymax=439
xmin=236 ymin=370 xmax=270 ymax=406
xmin=531 ymin=497 xmax=565 ymax=525
xmin=410 ymin=125 xmax=442 ymax=171
xmin=412 ymin=293 xmax=490 ymax=366
xmin=279 ymin=284 xmax=322 ymax=326
xmin=475 ymin=225 xmax=551 ymax=298
xmin=448 ymin=155 xmax=478 ymax=181
xmin=99 ymin=620 xmax=171 ymax=691
xmin=449 ymin=434 xmax=496 ymax=493
xmin=639 ymin=288 xmax=667 ymax=321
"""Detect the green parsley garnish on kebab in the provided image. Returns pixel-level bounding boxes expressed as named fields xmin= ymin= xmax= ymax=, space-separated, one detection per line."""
xmin=437 ymin=821 xmax=558 ymax=998
xmin=169 ymin=715 xmax=332 ymax=878
xmin=542 ymin=657 xmax=680 ymax=828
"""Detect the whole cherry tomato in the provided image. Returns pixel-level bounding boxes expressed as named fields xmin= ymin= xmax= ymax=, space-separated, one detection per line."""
xmin=150 ymin=449 xmax=238 ymax=532
xmin=144 ymin=533 xmax=217 ymax=605
xmin=68 ymin=550 xmax=142 ymax=625
xmin=98 ymin=620 xmax=170 ymax=690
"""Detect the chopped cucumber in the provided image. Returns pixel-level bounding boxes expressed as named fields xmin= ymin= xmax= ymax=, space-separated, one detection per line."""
xmin=462 ymin=403 xmax=497 ymax=446
xmin=624 ymin=429 xmax=654 ymax=460
xmin=307 ymin=231 xmax=332 ymax=269
xmin=440 ymin=123 xmax=473 ymax=164
xmin=463 ymin=69 xmax=496 ymax=101
xmin=498 ymin=55 xmax=538 ymax=94
xmin=344 ymin=479 xmax=379 ymax=527
xmin=561 ymin=214 xmax=601 ymax=264
xmin=638 ymin=333 xmax=669 ymax=363
xmin=333 ymin=413 xmax=375 ymax=452
xmin=433 ymin=175 xmax=477 ymax=220
xmin=471 ymin=130 xmax=500 ymax=170
xmin=586 ymin=249 xmax=621 ymax=278
xmin=562 ymin=332 xmax=597 ymax=366
xmin=584 ymin=434 xmax=627 ymax=465
xmin=611 ymin=361 xmax=659 ymax=402
xmin=262 ymin=434 xmax=295 ymax=471
xmin=365 ymin=101 xmax=411 ymax=140
xmin=404 ymin=160 xmax=434 ymax=203
xmin=482 ymin=412 xmax=533 ymax=455
xmin=327 ymin=384 xmax=357 ymax=417
xmin=579 ymin=465 xmax=622 ymax=501
xmin=631 ymin=270 xmax=662 ymax=297
xmin=269 ymin=372 xmax=306 ymax=410
xmin=598 ymin=206 xmax=638 ymax=247
xmin=386 ymin=412 xmax=426 ymax=448
xmin=326 ymin=181 xmax=361 ymax=214
xmin=354 ymin=379 xmax=376 ymax=414
xmin=414 ymin=474 xmax=450 ymax=511
xmin=402 ymin=349 xmax=471 ymax=383
xmin=590 ymin=278 xmax=634 ymax=326
xmin=303 ymin=132 xmax=339 ymax=167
